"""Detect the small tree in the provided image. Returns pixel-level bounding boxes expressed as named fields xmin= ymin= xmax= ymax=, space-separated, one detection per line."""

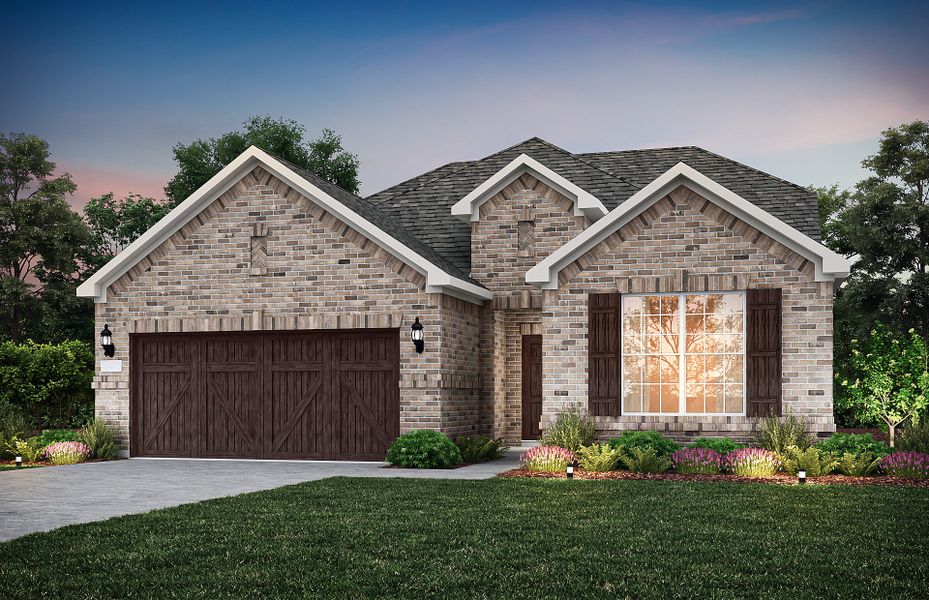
xmin=838 ymin=323 xmax=929 ymax=447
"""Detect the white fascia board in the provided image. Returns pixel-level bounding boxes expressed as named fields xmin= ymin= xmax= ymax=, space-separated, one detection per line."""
xmin=77 ymin=146 xmax=492 ymax=305
xmin=450 ymin=154 xmax=608 ymax=223
xmin=526 ymin=162 xmax=851 ymax=288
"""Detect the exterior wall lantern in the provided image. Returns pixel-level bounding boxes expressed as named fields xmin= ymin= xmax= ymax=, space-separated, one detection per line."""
xmin=100 ymin=324 xmax=115 ymax=358
xmin=410 ymin=317 xmax=424 ymax=354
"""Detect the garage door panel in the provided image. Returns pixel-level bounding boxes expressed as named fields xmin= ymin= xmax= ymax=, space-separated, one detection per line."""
xmin=267 ymin=370 xmax=326 ymax=459
xmin=136 ymin=338 xmax=196 ymax=457
xmin=132 ymin=329 xmax=399 ymax=460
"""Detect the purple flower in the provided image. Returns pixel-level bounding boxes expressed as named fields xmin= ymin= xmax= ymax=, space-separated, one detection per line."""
xmin=672 ymin=448 xmax=723 ymax=474
xmin=520 ymin=446 xmax=575 ymax=473
xmin=880 ymin=451 xmax=929 ymax=479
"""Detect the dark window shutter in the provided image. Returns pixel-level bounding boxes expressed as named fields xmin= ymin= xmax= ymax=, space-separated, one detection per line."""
xmin=588 ymin=293 xmax=621 ymax=416
xmin=746 ymin=288 xmax=782 ymax=417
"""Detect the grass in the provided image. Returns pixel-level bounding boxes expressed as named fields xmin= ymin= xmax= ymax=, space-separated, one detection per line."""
xmin=1 ymin=478 xmax=927 ymax=599
xmin=0 ymin=464 xmax=41 ymax=471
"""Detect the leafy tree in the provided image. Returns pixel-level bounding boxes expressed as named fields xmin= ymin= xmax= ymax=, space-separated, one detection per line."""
xmin=165 ymin=117 xmax=360 ymax=204
xmin=83 ymin=193 xmax=171 ymax=271
xmin=0 ymin=133 xmax=90 ymax=342
xmin=837 ymin=323 xmax=929 ymax=447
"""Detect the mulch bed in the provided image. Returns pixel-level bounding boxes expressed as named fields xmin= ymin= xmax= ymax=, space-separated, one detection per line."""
xmin=497 ymin=468 xmax=929 ymax=488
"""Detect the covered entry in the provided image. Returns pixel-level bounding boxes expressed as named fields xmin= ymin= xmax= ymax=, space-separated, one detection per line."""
xmin=130 ymin=329 xmax=400 ymax=460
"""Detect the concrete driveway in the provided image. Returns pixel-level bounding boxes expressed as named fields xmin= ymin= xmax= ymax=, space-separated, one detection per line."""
xmin=0 ymin=452 xmax=520 ymax=542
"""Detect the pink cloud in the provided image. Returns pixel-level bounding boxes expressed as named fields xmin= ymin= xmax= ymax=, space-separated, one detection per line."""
xmin=55 ymin=165 xmax=168 ymax=213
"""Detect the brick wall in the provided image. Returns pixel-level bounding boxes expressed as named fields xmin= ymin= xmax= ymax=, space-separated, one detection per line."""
xmin=471 ymin=174 xmax=587 ymax=442
xmin=541 ymin=185 xmax=835 ymax=442
xmin=93 ymin=166 xmax=480 ymax=451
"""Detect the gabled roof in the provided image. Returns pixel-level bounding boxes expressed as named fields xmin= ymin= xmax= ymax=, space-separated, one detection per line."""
xmin=77 ymin=146 xmax=491 ymax=304
xmin=526 ymin=162 xmax=850 ymax=287
xmin=367 ymin=139 xmax=823 ymax=273
xmin=450 ymin=153 xmax=609 ymax=222
xmin=368 ymin=137 xmax=639 ymax=273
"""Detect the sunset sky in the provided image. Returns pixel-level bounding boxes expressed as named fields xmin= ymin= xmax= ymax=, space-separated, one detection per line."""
xmin=3 ymin=0 xmax=927 ymax=209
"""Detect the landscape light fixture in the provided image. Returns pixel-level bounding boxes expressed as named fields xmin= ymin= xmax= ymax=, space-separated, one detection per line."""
xmin=566 ymin=461 xmax=575 ymax=479
xmin=797 ymin=469 xmax=807 ymax=484
xmin=100 ymin=324 xmax=115 ymax=358
xmin=410 ymin=317 xmax=424 ymax=354
xmin=15 ymin=456 xmax=22 ymax=468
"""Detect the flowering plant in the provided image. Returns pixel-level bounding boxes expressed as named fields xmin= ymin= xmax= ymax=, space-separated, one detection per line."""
xmin=44 ymin=441 xmax=92 ymax=466
xmin=520 ymin=446 xmax=574 ymax=473
xmin=879 ymin=451 xmax=929 ymax=479
xmin=671 ymin=448 xmax=723 ymax=475
xmin=725 ymin=447 xmax=780 ymax=477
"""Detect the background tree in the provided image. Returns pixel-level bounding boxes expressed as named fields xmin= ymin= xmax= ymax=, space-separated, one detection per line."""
xmin=837 ymin=324 xmax=929 ymax=447
xmin=165 ymin=117 xmax=360 ymax=204
xmin=0 ymin=133 xmax=90 ymax=342
xmin=815 ymin=121 xmax=929 ymax=427
xmin=83 ymin=193 xmax=171 ymax=271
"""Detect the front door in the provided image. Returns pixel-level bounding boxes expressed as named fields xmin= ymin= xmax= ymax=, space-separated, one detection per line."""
xmin=521 ymin=335 xmax=543 ymax=439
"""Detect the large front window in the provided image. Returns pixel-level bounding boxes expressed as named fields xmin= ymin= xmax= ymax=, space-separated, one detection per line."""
xmin=621 ymin=292 xmax=745 ymax=415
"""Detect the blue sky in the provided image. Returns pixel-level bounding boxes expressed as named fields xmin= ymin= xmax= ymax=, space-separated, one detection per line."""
xmin=3 ymin=0 xmax=927 ymax=207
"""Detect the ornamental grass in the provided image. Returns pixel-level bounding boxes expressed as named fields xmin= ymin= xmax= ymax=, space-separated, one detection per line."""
xmin=44 ymin=441 xmax=92 ymax=466
xmin=520 ymin=446 xmax=574 ymax=473
xmin=725 ymin=447 xmax=780 ymax=477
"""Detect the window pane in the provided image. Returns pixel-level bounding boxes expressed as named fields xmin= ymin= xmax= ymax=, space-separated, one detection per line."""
xmin=645 ymin=296 xmax=661 ymax=314
xmin=661 ymin=384 xmax=679 ymax=413
xmin=623 ymin=383 xmax=642 ymax=413
xmin=723 ymin=355 xmax=743 ymax=383
xmin=705 ymin=354 xmax=722 ymax=384
xmin=646 ymin=383 xmax=661 ymax=412
xmin=725 ymin=384 xmax=744 ymax=413
xmin=686 ymin=295 xmax=706 ymax=314
xmin=623 ymin=356 xmax=643 ymax=383
xmin=686 ymin=383 xmax=704 ymax=413
xmin=660 ymin=295 xmax=679 ymax=314
xmin=705 ymin=384 xmax=723 ymax=413
xmin=660 ymin=355 xmax=679 ymax=383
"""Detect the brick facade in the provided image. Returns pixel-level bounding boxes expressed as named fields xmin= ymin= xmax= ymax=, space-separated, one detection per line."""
xmin=93 ymin=166 xmax=480 ymax=451
xmin=471 ymin=175 xmax=587 ymax=443
xmin=540 ymin=185 xmax=835 ymax=442
xmin=92 ymin=163 xmax=836 ymax=452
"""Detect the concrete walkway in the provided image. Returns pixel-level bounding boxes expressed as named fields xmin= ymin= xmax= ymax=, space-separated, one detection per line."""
xmin=0 ymin=451 xmax=522 ymax=542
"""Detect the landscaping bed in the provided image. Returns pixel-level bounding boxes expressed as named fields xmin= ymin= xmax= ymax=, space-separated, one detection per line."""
xmin=498 ymin=467 xmax=929 ymax=487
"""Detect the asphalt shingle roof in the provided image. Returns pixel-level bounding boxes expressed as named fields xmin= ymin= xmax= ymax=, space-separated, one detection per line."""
xmin=275 ymin=157 xmax=483 ymax=287
xmin=367 ymin=138 xmax=821 ymax=274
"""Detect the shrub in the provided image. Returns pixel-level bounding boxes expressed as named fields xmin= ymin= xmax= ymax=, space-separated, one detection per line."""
xmin=521 ymin=446 xmax=574 ymax=473
xmin=78 ymin=419 xmax=122 ymax=460
xmin=540 ymin=404 xmax=596 ymax=451
xmin=671 ymin=448 xmax=723 ymax=475
xmin=576 ymin=444 xmax=623 ymax=472
xmin=0 ymin=405 xmax=27 ymax=460
xmin=44 ymin=441 xmax=91 ymax=465
xmin=619 ymin=447 xmax=671 ymax=473
xmin=725 ymin=448 xmax=780 ymax=477
xmin=779 ymin=445 xmax=838 ymax=477
xmin=816 ymin=433 xmax=890 ymax=458
xmin=607 ymin=430 xmax=680 ymax=458
xmin=454 ymin=435 xmax=507 ymax=464
xmin=34 ymin=429 xmax=79 ymax=449
xmin=385 ymin=431 xmax=461 ymax=469
xmin=879 ymin=451 xmax=929 ymax=479
xmin=0 ymin=340 xmax=94 ymax=429
xmin=836 ymin=452 xmax=882 ymax=477
xmin=687 ymin=437 xmax=743 ymax=455
xmin=754 ymin=413 xmax=812 ymax=454
xmin=9 ymin=436 xmax=45 ymax=462
xmin=897 ymin=421 xmax=929 ymax=453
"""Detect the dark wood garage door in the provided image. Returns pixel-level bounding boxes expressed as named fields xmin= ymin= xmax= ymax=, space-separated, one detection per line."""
xmin=130 ymin=329 xmax=400 ymax=461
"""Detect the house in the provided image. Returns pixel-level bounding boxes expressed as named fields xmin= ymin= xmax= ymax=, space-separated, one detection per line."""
xmin=77 ymin=138 xmax=849 ymax=460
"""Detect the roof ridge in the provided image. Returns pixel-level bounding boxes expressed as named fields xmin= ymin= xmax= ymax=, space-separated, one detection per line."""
xmin=529 ymin=139 xmax=642 ymax=190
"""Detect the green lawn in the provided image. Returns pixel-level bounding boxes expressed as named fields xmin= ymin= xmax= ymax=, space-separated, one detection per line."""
xmin=1 ymin=478 xmax=927 ymax=599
